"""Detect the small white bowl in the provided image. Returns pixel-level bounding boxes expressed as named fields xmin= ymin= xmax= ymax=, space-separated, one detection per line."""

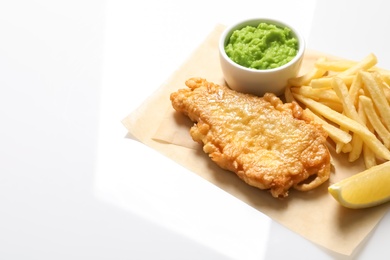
xmin=219 ymin=18 xmax=305 ymax=96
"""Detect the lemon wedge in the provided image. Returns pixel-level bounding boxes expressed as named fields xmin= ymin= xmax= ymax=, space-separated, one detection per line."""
xmin=328 ymin=161 xmax=390 ymax=209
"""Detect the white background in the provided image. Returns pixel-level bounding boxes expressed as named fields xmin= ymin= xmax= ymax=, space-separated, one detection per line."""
xmin=0 ymin=0 xmax=389 ymax=259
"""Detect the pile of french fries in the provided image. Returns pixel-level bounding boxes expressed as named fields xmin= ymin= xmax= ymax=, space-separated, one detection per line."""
xmin=285 ymin=53 xmax=390 ymax=169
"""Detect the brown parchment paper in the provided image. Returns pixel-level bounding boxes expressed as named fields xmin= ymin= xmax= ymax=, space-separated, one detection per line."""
xmin=122 ymin=24 xmax=390 ymax=256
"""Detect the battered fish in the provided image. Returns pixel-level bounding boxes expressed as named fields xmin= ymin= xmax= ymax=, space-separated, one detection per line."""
xmin=170 ymin=78 xmax=330 ymax=198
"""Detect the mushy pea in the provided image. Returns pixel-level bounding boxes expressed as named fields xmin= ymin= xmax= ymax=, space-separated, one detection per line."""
xmin=225 ymin=23 xmax=298 ymax=70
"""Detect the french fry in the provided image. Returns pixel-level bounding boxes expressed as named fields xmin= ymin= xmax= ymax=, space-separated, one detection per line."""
xmin=315 ymin=59 xmax=357 ymax=72
xmin=289 ymin=57 xmax=327 ymax=87
xmin=336 ymin=123 xmax=350 ymax=154
xmin=363 ymin=142 xmax=377 ymax=169
xmin=310 ymin=75 xmax=354 ymax=89
xmin=291 ymin=86 xmax=340 ymax=103
xmin=304 ymin=108 xmax=352 ymax=144
xmin=348 ymin=103 xmax=366 ymax=162
xmin=318 ymin=100 xmax=343 ymax=113
xmin=382 ymin=82 xmax=390 ymax=102
xmin=341 ymin=142 xmax=353 ymax=153
xmin=360 ymin=71 xmax=390 ymax=131
xmin=348 ymin=72 xmax=363 ymax=107
xmin=290 ymin=53 xmax=390 ymax=170
xmin=378 ymin=70 xmax=390 ymax=86
xmin=359 ymin=95 xmax=390 ymax=148
xmin=332 ymin=77 xmax=362 ymax=123
xmin=358 ymin=98 xmax=377 ymax=169
xmin=338 ymin=53 xmax=377 ymax=77
xmin=370 ymin=66 xmax=390 ymax=76
xmin=293 ymin=94 xmax=390 ymax=161
xmin=284 ymin=85 xmax=295 ymax=103
xmin=363 ymin=124 xmax=378 ymax=169
xmin=371 ymin=71 xmax=390 ymax=106
xmin=332 ymin=77 xmax=364 ymax=160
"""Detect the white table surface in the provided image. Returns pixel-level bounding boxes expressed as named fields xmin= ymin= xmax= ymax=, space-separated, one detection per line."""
xmin=1 ymin=0 xmax=389 ymax=259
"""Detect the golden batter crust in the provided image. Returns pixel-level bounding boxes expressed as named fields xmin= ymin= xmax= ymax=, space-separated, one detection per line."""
xmin=170 ymin=78 xmax=330 ymax=198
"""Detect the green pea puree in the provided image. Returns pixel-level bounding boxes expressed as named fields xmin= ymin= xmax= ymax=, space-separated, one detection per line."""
xmin=225 ymin=23 xmax=298 ymax=70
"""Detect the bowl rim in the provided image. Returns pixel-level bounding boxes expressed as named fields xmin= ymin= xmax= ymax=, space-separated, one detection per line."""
xmin=219 ymin=17 xmax=306 ymax=73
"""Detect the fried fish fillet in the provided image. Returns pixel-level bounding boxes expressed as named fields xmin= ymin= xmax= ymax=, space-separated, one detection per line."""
xmin=170 ymin=78 xmax=331 ymax=198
